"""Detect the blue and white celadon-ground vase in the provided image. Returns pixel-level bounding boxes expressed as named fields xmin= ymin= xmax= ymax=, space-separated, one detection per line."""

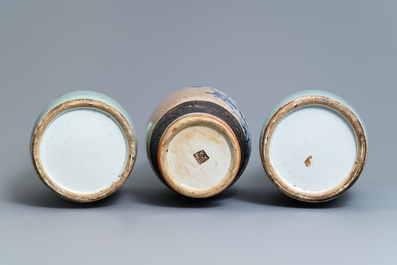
xmin=146 ymin=87 xmax=251 ymax=198
xmin=30 ymin=91 xmax=137 ymax=203
xmin=260 ymin=90 xmax=368 ymax=203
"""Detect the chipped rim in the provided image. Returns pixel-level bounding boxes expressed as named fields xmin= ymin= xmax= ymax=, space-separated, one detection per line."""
xmin=31 ymin=99 xmax=137 ymax=203
xmin=158 ymin=113 xmax=241 ymax=198
xmin=260 ymin=95 xmax=368 ymax=203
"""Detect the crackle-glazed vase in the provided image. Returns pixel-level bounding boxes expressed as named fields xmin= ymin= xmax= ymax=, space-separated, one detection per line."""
xmin=30 ymin=91 xmax=137 ymax=203
xmin=260 ymin=90 xmax=368 ymax=203
xmin=146 ymin=87 xmax=251 ymax=198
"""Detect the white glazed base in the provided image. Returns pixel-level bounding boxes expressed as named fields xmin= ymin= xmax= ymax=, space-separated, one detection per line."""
xmin=31 ymin=98 xmax=136 ymax=202
xmin=270 ymin=105 xmax=357 ymax=193
xmin=261 ymin=94 xmax=367 ymax=202
xmin=40 ymin=108 xmax=128 ymax=194
xmin=158 ymin=114 xmax=241 ymax=198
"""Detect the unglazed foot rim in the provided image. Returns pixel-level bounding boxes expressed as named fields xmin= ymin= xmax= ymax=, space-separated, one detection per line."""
xmin=31 ymin=99 xmax=137 ymax=203
xmin=158 ymin=114 xmax=241 ymax=198
xmin=260 ymin=95 xmax=368 ymax=203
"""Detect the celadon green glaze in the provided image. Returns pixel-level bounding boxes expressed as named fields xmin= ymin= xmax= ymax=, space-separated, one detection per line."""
xmin=260 ymin=90 xmax=367 ymax=145
xmin=31 ymin=90 xmax=137 ymax=150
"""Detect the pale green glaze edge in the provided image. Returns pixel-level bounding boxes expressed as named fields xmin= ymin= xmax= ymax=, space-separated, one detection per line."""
xmin=260 ymin=90 xmax=368 ymax=145
xmin=31 ymin=90 xmax=137 ymax=150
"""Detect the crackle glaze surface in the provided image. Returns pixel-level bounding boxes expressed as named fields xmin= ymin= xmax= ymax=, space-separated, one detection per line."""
xmin=166 ymin=124 xmax=233 ymax=191
xmin=31 ymin=91 xmax=137 ymax=202
xmin=147 ymin=87 xmax=251 ymax=198
xmin=260 ymin=90 xmax=368 ymax=202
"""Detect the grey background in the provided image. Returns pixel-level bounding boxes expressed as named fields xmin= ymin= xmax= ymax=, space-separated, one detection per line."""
xmin=0 ymin=1 xmax=396 ymax=264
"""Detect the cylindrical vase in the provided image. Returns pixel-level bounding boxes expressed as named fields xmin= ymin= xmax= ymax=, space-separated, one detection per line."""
xmin=260 ymin=90 xmax=368 ymax=203
xmin=31 ymin=91 xmax=137 ymax=203
xmin=147 ymin=87 xmax=251 ymax=198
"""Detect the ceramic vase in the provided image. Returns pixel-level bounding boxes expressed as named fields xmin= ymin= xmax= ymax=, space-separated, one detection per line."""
xmin=146 ymin=87 xmax=251 ymax=198
xmin=260 ymin=90 xmax=368 ymax=202
xmin=30 ymin=91 xmax=137 ymax=203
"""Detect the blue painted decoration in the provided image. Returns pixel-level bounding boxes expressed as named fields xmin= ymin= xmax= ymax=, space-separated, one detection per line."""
xmin=205 ymin=88 xmax=251 ymax=157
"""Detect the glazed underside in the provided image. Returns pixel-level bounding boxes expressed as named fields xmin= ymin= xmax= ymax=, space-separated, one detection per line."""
xmin=40 ymin=107 xmax=128 ymax=194
xmin=166 ymin=124 xmax=233 ymax=191
xmin=149 ymin=100 xmax=249 ymax=194
xmin=31 ymin=99 xmax=136 ymax=202
xmin=270 ymin=105 xmax=357 ymax=193
xmin=261 ymin=95 xmax=367 ymax=202
xmin=158 ymin=114 xmax=241 ymax=198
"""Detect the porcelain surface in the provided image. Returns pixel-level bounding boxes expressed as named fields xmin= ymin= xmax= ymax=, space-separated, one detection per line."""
xmin=40 ymin=108 xmax=128 ymax=194
xmin=32 ymin=90 xmax=136 ymax=143
xmin=261 ymin=90 xmax=367 ymax=139
xmin=270 ymin=105 xmax=357 ymax=193
xmin=30 ymin=90 xmax=137 ymax=202
xmin=260 ymin=90 xmax=368 ymax=202
xmin=147 ymin=87 xmax=251 ymax=198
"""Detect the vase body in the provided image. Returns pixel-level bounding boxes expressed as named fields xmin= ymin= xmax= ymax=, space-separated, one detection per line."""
xmin=31 ymin=90 xmax=137 ymax=203
xmin=260 ymin=90 xmax=368 ymax=203
xmin=147 ymin=87 xmax=251 ymax=198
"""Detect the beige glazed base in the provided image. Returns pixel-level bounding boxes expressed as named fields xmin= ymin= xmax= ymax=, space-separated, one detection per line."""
xmin=158 ymin=114 xmax=241 ymax=198
xmin=31 ymin=99 xmax=137 ymax=203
